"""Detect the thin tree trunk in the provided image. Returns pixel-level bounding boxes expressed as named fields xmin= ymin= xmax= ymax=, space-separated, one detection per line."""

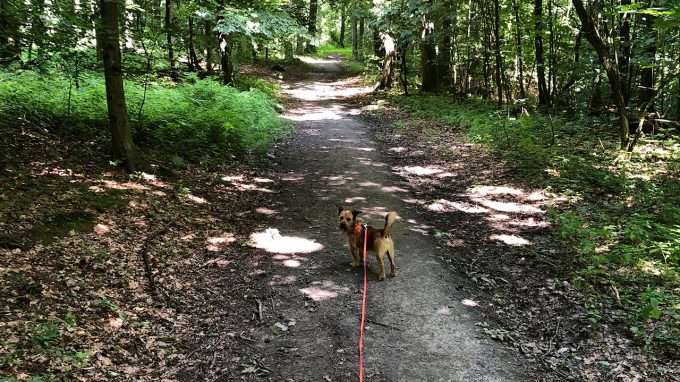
xmin=188 ymin=17 xmax=199 ymax=72
xmin=205 ymin=20 xmax=214 ymax=75
xmin=513 ymin=0 xmax=526 ymax=99
xmin=305 ymin=0 xmax=318 ymax=53
xmin=100 ymin=0 xmax=140 ymax=173
xmin=358 ymin=17 xmax=365 ymax=59
xmin=219 ymin=37 xmax=234 ymax=86
xmin=482 ymin=6 xmax=491 ymax=99
xmin=165 ymin=0 xmax=176 ymax=79
xmin=284 ymin=40 xmax=294 ymax=61
xmin=351 ymin=15 xmax=358 ymax=60
xmin=401 ymin=42 xmax=409 ymax=95
xmin=421 ymin=22 xmax=439 ymax=92
xmin=493 ymin=0 xmax=503 ymax=107
xmin=339 ymin=8 xmax=346 ymax=48
xmin=638 ymin=10 xmax=656 ymax=110
xmin=438 ymin=9 xmax=452 ymax=90
xmin=534 ymin=0 xmax=549 ymax=105
xmin=619 ymin=0 xmax=632 ymax=103
xmin=573 ymin=0 xmax=630 ymax=149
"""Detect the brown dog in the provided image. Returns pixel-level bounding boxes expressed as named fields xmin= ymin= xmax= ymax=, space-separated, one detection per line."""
xmin=337 ymin=206 xmax=397 ymax=280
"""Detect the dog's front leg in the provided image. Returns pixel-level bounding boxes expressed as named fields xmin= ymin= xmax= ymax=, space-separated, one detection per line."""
xmin=350 ymin=246 xmax=361 ymax=267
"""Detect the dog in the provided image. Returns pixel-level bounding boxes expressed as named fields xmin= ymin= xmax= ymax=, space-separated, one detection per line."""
xmin=337 ymin=206 xmax=397 ymax=280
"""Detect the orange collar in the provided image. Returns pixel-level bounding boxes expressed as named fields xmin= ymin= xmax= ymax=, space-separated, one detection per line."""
xmin=353 ymin=222 xmax=363 ymax=235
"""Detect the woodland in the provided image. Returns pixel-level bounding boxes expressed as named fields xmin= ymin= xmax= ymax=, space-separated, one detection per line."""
xmin=0 ymin=0 xmax=679 ymax=381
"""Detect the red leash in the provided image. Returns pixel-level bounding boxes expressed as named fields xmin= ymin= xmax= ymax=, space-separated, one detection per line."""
xmin=358 ymin=225 xmax=368 ymax=381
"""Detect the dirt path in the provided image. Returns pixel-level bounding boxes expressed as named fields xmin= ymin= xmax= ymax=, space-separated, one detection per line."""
xmin=244 ymin=58 xmax=530 ymax=381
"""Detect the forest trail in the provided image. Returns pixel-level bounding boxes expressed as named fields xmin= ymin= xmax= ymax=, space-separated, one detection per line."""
xmin=247 ymin=57 xmax=529 ymax=381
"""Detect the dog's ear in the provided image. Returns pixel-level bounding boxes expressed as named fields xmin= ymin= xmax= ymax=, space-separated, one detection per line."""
xmin=337 ymin=205 xmax=344 ymax=214
xmin=351 ymin=210 xmax=362 ymax=218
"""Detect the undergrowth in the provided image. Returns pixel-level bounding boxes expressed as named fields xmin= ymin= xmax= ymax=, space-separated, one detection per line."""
xmin=0 ymin=70 xmax=292 ymax=164
xmin=390 ymin=94 xmax=680 ymax=354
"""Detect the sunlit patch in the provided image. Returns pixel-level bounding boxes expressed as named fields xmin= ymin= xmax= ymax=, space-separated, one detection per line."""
xmin=180 ymin=232 xmax=196 ymax=241
xmin=639 ymin=260 xmax=663 ymax=276
xmin=153 ymin=190 xmax=167 ymax=197
xmin=527 ymin=191 xmax=547 ymax=201
xmin=94 ymin=224 xmax=110 ymax=235
xmin=282 ymin=176 xmax=304 ymax=182
xmin=285 ymin=109 xmax=344 ymax=121
xmin=283 ymin=259 xmax=302 ymax=268
xmin=389 ymin=147 xmax=407 ymax=153
xmin=468 ymin=185 xmax=523 ymax=196
xmin=299 ymin=280 xmax=349 ymax=301
xmin=490 ymin=214 xmax=511 ymax=220
xmin=344 ymin=197 xmax=366 ymax=203
xmin=300 ymin=287 xmax=338 ymax=301
xmin=203 ymin=258 xmax=232 ymax=268
xmin=507 ymin=218 xmax=550 ymax=228
xmin=381 ymin=186 xmax=408 ymax=193
xmin=437 ymin=306 xmax=452 ymax=315
xmin=490 ymin=234 xmax=531 ymax=246
xmin=355 ymin=181 xmax=378 ymax=188
xmin=354 ymin=147 xmax=375 ymax=152
xmin=206 ymin=233 xmax=236 ymax=251
xmin=256 ymin=207 xmax=278 ymax=215
xmin=404 ymin=166 xmax=443 ymax=176
xmin=269 ymin=275 xmax=297 ymax=286
xmin=250 ymin=228 xmax=324 ymax=254
xmin=427 ymin=199 xmax=489 ymax=214
xmin=101 ymin=180 xmax=149 ymax=191
xmin=436 ymin=172 xmax=455 ymax=178
xmin=184 ymin=194 xmax=208 ymax=204
xmin=222 ymin=175 xmax=245 ymax=182
xmin=254 ymin=178 xmax=274 ymax=183
xmin=88 ymin=185 xmax=106 ymax=193
xmin=140 ymin=172 xmax=169 ymax=188
xmin=475 ymin=199 xmax=544 ymax=214
xmin=461 ymin=299 xmax=479 ymax=307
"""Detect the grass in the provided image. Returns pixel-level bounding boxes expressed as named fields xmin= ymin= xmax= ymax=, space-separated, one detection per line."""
xmin=0 ymin=70 xmax=293 ymax=165
xmin=390 ymin=93 xmax=680 ymax=354
xmin=311 ymin=43 xmax=353 ymax=60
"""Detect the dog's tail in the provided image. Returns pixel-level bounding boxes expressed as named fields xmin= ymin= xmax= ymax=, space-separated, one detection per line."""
xmin=382 ymin=211 xmax=397 ymax=238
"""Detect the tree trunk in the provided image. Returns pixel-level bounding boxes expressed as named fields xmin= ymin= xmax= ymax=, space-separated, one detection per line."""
xmin=534 ymin=0 xmax=549 ymax=105
xmin=165 ymin=0 xmax=176 ymax=79
xmin=618 ymin=0 xmax=632 ymax=104
xmin=284 ymin=40 xmax=294 ymax=61
xmin=421 ymin=22 xmax=439 ymax=92
xmin=376 ymin=33 xmax=395 ymax=90
xmin=638 ymin=11 xmax=656 ymax=110
xmin=513 ymin=0 xmax=526 ymax=99
xmin=99 ymin=0 xmax=140 ymax=173
xmin=438 ymin=13 xmax=452 ymax=90
xmin=219 ymin=36 xmax=234 ymax=86
xmin=205 ymin=20 xmax=214 ymax=75
xmin=573 ymin=0 xmax=630 ymax=149
xmin=0 ymin=0 xmax=22 ymax=63
xmin=493 ymin=0 xmax=503 ymax=107
xmin=358 ymin=17 xmax=365 ymax=59
xmin=305 ymin=0 xmax=318 ymax=53
xmin=188 ymin=17 xmax=199 ymax=72
xmin=401 ymin=42 xmax=409 ymax=95
xmin=351 ymin=15 xmax=358 ymax=60
xmin=339 ymin=8 xmax=346 ymax=48
xmin=482 ymin=8 xmax=491 ymax=99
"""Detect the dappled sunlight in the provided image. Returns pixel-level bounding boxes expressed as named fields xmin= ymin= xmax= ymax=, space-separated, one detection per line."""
xmin=269 ymin=274 xmax=298 ymax=286
xmin=344 ymin=196 xmax=366 ymax=203
xmin=250 ymin=228 xmax=324 ymax=255
xmin=299 ymin=280 xmax=349 ymax=302
xmin=256 ymin=207 xmax=279 ymax=216
xmin=475 ymin=199 xmax=544 ymax=214
xmin=94 ymin=223 xmax=110 ymax=235
xmin=490 ymin=234 xmax=531 ymax=246
xmin=184 ymin=194 xmax=208 ymax=204
xmin=206 ymin=233 xmax=236 ymax=252
xmin=427 ymin=199 xmax=489 ymax=214
xmin=461 ymin=299 xmax=480 ymax=307
xmin=285 ymin=105 xmax=346 ymax=121
xmin=404 ymin=165 xmax=444 ymax=176
xmin=221 ymin=175 xmax=275 ymax=193
xmin=468 ymin=185 xmax=523 ymax=196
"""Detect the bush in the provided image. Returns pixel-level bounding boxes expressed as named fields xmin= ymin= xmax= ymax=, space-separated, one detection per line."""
xmin=0 ymin=70 xmax=292 ymax=163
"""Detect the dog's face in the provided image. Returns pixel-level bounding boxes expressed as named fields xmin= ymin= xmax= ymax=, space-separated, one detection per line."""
xmin=337 ymin=205 xmax=361 ymax=232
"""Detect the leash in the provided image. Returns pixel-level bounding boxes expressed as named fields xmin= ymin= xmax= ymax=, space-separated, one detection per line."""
xmin=358 ymin=223 xmax=368 ymax=382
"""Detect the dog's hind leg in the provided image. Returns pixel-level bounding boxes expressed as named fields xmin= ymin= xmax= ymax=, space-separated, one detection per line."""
xmin=375 ymin=250 xmax=387 ymax=281
xmin=387 ymin=249 xmax=396 ymax=277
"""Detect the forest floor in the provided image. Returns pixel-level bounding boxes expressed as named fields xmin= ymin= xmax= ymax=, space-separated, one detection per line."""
xmin=1 ymin=56 xmax=676 ymax=382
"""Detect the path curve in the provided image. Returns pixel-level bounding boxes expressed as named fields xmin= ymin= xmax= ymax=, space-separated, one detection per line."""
xmin=250 ymin=58 xmax=528 ymax=381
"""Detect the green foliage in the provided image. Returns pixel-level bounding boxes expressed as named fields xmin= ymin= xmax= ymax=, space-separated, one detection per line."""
xmin=0 ymin=70 xmax=292 ymax=164
xmin=312 ymin=43 xmax=353 ymax=60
